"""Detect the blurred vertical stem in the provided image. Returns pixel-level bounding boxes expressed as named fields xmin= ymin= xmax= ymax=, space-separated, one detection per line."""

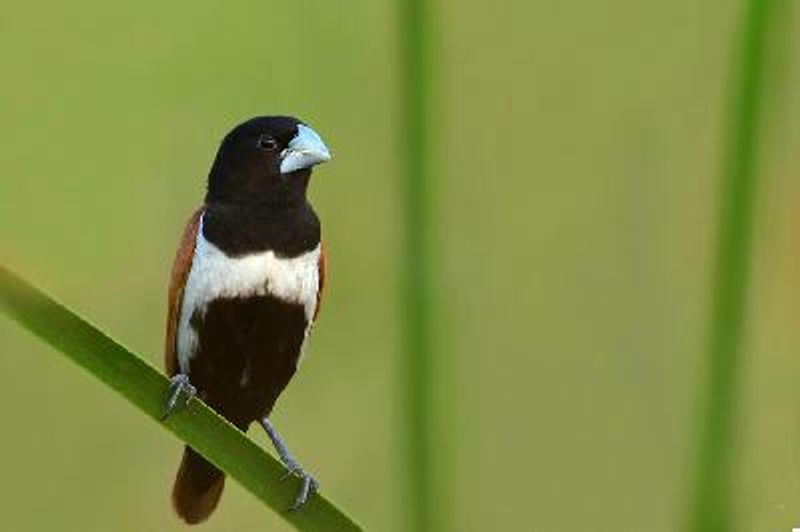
xmin=690 ymin=0 xmax=780 ymax=531
xmin=399 ymin=0 xmax=438 ymax=530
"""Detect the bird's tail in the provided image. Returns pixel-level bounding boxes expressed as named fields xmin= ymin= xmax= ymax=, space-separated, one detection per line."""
xmin=172 ymin=446 xmax=225 ymax=524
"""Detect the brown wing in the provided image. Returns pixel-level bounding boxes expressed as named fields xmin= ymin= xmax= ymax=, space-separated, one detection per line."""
xmin=313 ymin=241 xmax=327 ymax=323
xmin=164 ymin=208 xmax=203 ymax=376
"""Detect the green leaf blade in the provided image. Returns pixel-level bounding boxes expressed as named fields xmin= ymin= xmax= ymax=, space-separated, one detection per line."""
xmin=0 ymin=265 xmax=362 ymax=532
xmin=688 ymin=1 xmax=787 ymax=531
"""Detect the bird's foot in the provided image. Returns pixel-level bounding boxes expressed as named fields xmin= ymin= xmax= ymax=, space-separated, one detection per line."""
xmin=281 ymin=461 xmax=319 ymax=511
xmin=260 ymin=417 xmax=319 ymax=511
xmin=161 ymin=374 xmax=196 ymax=420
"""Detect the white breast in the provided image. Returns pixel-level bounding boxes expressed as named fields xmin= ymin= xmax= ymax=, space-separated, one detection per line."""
xmin=176 ymin=215 xmax=320 ymax=373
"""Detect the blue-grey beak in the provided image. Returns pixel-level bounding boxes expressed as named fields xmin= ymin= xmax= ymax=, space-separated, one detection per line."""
xmin=280 ymin=124 xmax=331 ymax=174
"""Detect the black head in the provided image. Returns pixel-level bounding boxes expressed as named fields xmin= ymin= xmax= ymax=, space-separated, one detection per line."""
xmin=206 ymin=116 xmax=331 ymax=207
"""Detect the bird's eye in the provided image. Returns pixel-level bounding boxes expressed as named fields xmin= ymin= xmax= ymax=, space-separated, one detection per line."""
xmin=257 ymin=135 xmax=278 ymax=151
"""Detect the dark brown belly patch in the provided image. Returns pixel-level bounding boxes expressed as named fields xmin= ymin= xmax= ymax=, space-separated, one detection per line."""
xmin=187 ymin=294 xmax=308 ymax=429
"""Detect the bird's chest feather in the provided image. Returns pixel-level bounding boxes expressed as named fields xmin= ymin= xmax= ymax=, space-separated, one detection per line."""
xmin=177 ymin=223 xmax=320 ymax=374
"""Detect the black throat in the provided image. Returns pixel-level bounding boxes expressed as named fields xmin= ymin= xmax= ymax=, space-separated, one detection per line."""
xmin=201 ymin=201 xmax=320 ymax=258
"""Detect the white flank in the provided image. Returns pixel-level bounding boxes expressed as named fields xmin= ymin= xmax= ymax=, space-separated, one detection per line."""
xmin=177 ymin=215 xmax=320 ymax=373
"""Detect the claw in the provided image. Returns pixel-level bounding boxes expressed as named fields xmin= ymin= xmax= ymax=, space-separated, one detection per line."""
xmin=260 ymin=417 xmax=319 ymax=511
xmin=161 ymin=374 xmax=196 ymax=421
xmin=288 ymin=471 xmax=319 ymax=511
xmin=280 ymin=463 xmax=301 ymax=482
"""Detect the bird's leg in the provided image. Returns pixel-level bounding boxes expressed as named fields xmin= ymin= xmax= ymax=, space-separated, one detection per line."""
xmin=260 ymin=418 xmax=319 ymax=511
xmin=161 ymin=374 xmax=197 ymax=420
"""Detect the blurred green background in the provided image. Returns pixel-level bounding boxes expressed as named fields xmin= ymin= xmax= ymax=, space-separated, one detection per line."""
xmin=0 ymin=1 xmax=799 ymax=531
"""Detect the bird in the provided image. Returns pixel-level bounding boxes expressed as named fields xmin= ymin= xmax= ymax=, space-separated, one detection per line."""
xmin=161 ymin=116 xmax=331 ymax=524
